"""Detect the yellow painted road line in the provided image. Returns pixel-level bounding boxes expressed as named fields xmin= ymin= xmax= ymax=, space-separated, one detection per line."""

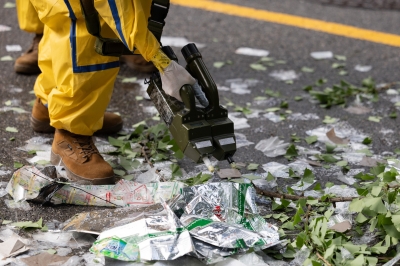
xmin=170 ymin=0 xmax=400 ymax=47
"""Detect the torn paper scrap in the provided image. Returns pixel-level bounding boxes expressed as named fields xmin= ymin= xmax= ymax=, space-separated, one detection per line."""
xmin=6 ymin=45 xmax=22 ymax=52
xmin=255 ymin=137 xmax=289 ymax=157
xmin=0 ymin=233 xmax=29 ymax=260
xmin=354 ymin=65 xmax=372 ymax=72
xmin=326 ymin=128 xmax=349 ymax=145
xmin=269 ymin=70 xmax=299 ymax=81
xmin=310 ymin=51 xmax=333 ymax=60
xmin=161 ymin=36 xmax=205 ymax=48
xmin=235 ymin=47 xmax=269 ymax=57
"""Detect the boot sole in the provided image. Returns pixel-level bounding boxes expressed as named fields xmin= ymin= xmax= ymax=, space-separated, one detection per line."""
xmin=14 ymin=64 xmax=41 ymax=75
xmin=51 ymin=150 xmax=115 ymax=185
xmin=31 ymin=116 xmax=55 ymax=133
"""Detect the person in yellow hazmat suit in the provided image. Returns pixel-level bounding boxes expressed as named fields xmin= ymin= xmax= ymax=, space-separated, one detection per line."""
xmin=15 ymin=0 xmax=156 ymax=74
xmin=14 ymin=0 xmax=43 ymax=74
xmin=29 ymin=0 xmax=196 ymax=185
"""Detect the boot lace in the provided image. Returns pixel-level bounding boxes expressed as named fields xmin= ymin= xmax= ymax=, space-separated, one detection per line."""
xmin=73 ymin=136 xmax=99 ymax=159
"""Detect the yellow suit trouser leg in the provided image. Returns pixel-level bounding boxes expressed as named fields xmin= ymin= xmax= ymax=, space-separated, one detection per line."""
xmin=16 ymin=0 xmax=44 ymax=34
xmin=30 ymin=0 xmax=120 ymax=136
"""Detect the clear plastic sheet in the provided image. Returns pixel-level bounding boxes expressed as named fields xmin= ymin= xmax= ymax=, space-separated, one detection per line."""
xmin=90 ymin=199 xmax=193 ymax=262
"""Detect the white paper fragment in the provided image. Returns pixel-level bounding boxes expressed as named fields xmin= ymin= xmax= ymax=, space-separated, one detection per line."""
xmin=143 ymin=106 xmax=159 ymax=115
xmin=234 ymin=133 xmax=254 ymax=148
xmin=245 ymin=109 xmax=263 ymax=119
xmin=9 ymin=88 xmax=23 ymax=93
xmin=288 ymin=113 xmax=319 ymax=121
xmin=18 ymin=137 xmax=52 ymax=152
xmin=306 ymin=122 xmax=367 ymax=144
xmin=160 ymin=36 xmax=206 ymax=48
xmin=380 ymin=129 xmax=394 ymax=135
xmin=262 ymin=162 xmax=289 ymax=178
xmin=0 ymin=170 xmax=11 ymax=176
xmin=344 ymin=105 xmax=371 ymax=115
xmin=0 ymin=182 xmax=8 ymax=197
xmin=228 ymin=112 xmax=250 ymax=130
xmin=224 ymin=78 xmax=261 ymax=95
xmin=310 ymin=51 xmax=333 ymax=60
xmin=354 ymin=64 xmax=372 ymax=72
xmin=263 ymin=112 xmax=284 ymax=123
xmin=325 ymin=185 xmax=358 ymax=197
xmin=235 ymin=47 xmax=269 ymax=57
xmin=387 ymin=89 xmax=399 ymax=95
xmin=0 ymin=25 xmax=11 ymax=32
xmin=0 ymin=56 xmax=13 ymax=61
xmin=255 ymin=137 xmax=289 ymax=157
xmin=269 ymin=70 xmax=299 ymax=81
xmin=5 ymin=45 xmax=22 ymax=52
xmin=291 ymin=180 xmax=316 ymax=191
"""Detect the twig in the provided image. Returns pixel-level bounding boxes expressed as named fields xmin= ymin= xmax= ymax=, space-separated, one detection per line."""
xmin=141 ymin=146 xmax=154 ymax=168
xmin=316 ymin=252 xmax=332 ymax=266
xmin=254 ymin=186 xmax=359 ymax=203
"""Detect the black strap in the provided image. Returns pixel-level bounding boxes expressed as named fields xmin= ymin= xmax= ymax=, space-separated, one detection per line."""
xmin=80 ymin=0 xmax=170 ymax=56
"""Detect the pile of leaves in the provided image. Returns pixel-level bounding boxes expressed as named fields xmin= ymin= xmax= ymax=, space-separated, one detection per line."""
xmin=304 ymin=77 xmax=378 ymax=108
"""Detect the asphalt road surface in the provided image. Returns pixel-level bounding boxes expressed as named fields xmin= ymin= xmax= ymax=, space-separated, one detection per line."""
xmin=0 ymin=0 xmax=400 ymax=252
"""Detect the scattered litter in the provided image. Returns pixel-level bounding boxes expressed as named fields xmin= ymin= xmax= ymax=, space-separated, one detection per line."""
xmin=3 ymin=2 xmax=15 ymax=8
xmin=359 ymin=156 xmax=385 ymax=167
xmin=354 ymin=64 xmax=372 ymax=72
xmin=9 ymin=87 xmax=23 ymax=93
xmin=0 ymin=106 xmax=28 ymax=113
xmin=0 ymin=25 xmax=11 ymax=32
xmin=224 ymin=78 xmax=261 ymax=95
xmin=262 ymin=162 xmax=289 ymax=178
xmin=290 ymin=248 xmax=311 ymax=266
xmin=291 ymin=180 xmax=316 ymax=192
xmin=0 ymin=56 xmax=13 ymax=61
xmin=0 ymin=232 xmax=29 ymax=260
xmin=0 ymin=170 xmax=11 ymax=176
xmin=6 ymin=45 xmax=22 ymax=52
xmin=344 ymin=104 xmax=372 ymax=114
xmin=217 ymin=168 xmax=242 ymax=179
xmin=326 ymin=128 xmax=349 ymax=145
xmin=234 ymin=133 xmax=254 ymax=148
xmin=306 ymin=122 xmax=367 ymax=144
xmin=329 ymin=220 xmax=352 ymax=233
xmin=252 ymin=176 xmax=278 ymax=190
xmin=269 ymin=70 xmax=299 ymax=81
xmin=143 ymin=106 xmax=158 ymax=115
xmin=160 ymin=36 xmax=205 ymax=48
xmin=90 ymin=199 xmax=193 ymax=261
xmin=263 ymin=112 xmax=284 ymax=123
xmin=336 ymin=168 xmax=364 ymax=185
xmin=4 ymin=200 xmax=32 ymax=211
xmin=228 ymin=112 xmax=250 ymax=130
xmin=387 ymin=89 xmax=399 ymax=95
xmin=325 ymin=185 xmax=358 ymax=197
xmin=288 ymin=113 xmax=319 ymax=121
xmin=255 ymin=137 xmax=289 ymax=157
xmin=310 ymin=51 xmax=333 ymax=60
xmin=6 ymin=166 xmax=184 ymax=207
xmin=235 ymin=47 xmax=269 ymax=57
xmin=0 ymin=182 xmax=7 ymax=197
xmin=20 ymin=252 xmax=70 ymax=266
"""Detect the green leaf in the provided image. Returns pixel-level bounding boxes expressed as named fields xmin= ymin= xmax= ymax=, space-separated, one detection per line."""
xmin=5 ymin=127 xmax=18 ymax=133
xmin=383 ymin=171 xmax=396 ymax=182
xmin=250 ymin=63 xmax=267 ymax=71
xmin=285 ymin=144 xmax=299 ymax=159
xmin=303 ymin=169 xmax=315 ymax=184
xmin=294 ymin=96 xmax=303 ymax=101
xmin=14 ymin=162 xmax=23 ymax=169
xmin=362 ymin=137 xmax=372 ymax=145
xmin=323 ymin=116 xmax=338 ymax=124
xmin=301 ymin=67 xmax=314 ymax=73
xmin=246 ymin=163 xmax=259 ymax=171
xmin=293 ymin=206 xmax=305 ymax=226
xmin=265 ymin=89 xmax=280 ymax=97
xmin=265 ymin=107 xmax=280 ymax=112
xmin=389 ymin=111 xmax=397 ymax=119
xmin=336 ymin=160 xmax=348 ymax=167
xmin=334 ymin=55 xmax=347 ymax=61
xmin=213 ymin=62 xmax=225 ymax=68
xmin=113 ymin=169 xmax=125 ymax=176
xmin=108 ymin=136 xmax=125 ymax=147
xmin=326 ymin=143 xmax=336 ymax=153
xmin=368 ymin=116 xmax=382 ymax=123
xmin=296 ymin=232 xmax=307 ymax=248
xmin=319 ymin=154 xmax=339 ymax=163
xmin=325 ymin=182 xmax=334 ymax=188
xmin=12 ymin=218 xmax=44 ymax=229
xmin=242 ymin=174 xmax=261 ymax=181
xmin=356 ymin=213 xmax=368 ymax=224
xmin=305 ymin=135 xmax=318 ymax=145
xmin=121 ymin=77 xmax=137 ymax=83
xmin=332 ymin=63 xmax=346 ymax=69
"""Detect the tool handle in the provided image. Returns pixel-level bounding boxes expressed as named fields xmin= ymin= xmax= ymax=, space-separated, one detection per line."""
xmin=181 ymin=43 xmax=219 ymax=110
xmin=179 ymin=84 xmax=196 ymax=112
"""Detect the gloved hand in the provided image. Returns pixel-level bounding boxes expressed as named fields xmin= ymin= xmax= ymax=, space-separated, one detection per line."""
xmin=160 ymin=60 xmax=196 ymax=101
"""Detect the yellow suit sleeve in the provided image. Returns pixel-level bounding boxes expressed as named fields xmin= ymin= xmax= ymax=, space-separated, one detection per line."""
xmin=94 ymin=0 xmax=161 ymax=62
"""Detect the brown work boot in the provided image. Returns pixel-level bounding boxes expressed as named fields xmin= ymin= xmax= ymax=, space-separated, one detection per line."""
xmin=120 ymin=55 xmax=157 ymax=73
xmin=51 ymin=129 xmax=115 ymax=185
xmin=14 ymin=34 xmax=42 ymax=74
xmin=30 ymin=98 xmax=123 ymax=134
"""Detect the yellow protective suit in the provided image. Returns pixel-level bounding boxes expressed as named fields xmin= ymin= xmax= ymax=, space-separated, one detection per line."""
xmin=16 ymin=0 xmax=44 ymax=34
xmin=29 ymin=0 xmax=161 ymax=135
